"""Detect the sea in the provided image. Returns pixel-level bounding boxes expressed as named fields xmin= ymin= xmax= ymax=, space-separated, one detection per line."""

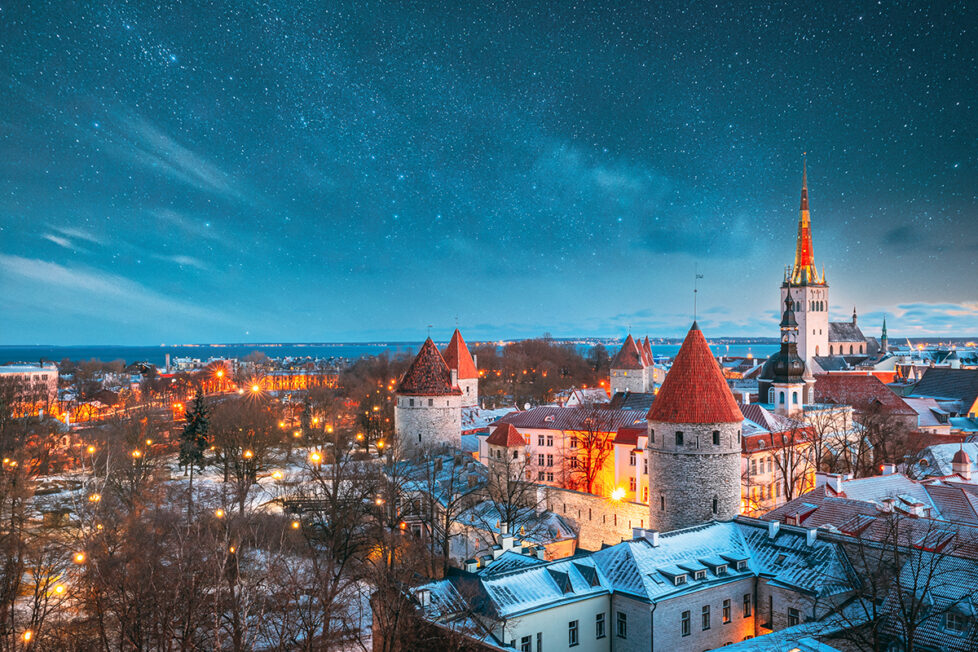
xmin=0 ymin=342 xmax=781 ymax=367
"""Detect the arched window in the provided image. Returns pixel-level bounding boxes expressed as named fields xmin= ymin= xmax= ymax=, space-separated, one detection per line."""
xmin=815 ymin=346 xmax=820 ymax=356
xmin=779 ymin=391 xmax=785 ymax=404
xmin=712 ymin=496 xmax=719 ymax=514
xmin=849 ymin=345 xmax=854 ymax=354
xmin=768 ymin=388 xmax=775 ymax=403
xmin=829 ymin=346 xmax=833 ymax=355
xmin=792 ymin=391 xmax=798 ymax=404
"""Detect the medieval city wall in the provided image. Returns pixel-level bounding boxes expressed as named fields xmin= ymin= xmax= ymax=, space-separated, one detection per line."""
xmin=542 ymin=486 xmax=649 ymax=550
xmin=394 ymin=395 xmax=462 ymax=449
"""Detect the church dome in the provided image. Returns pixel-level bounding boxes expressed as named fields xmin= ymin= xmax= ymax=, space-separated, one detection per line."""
xmin=770 ymin=342 xmax=806 ymax=383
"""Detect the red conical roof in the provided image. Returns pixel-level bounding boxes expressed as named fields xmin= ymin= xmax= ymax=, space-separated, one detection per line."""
xmin=486 ymin=423 xmax=525 ymax=447
xmin=643 ymin=336 xmax=653 ymax=365
xmin=646 ymin=323 xmax=743 ymax=424
xmin=443 ymin=329 xmax=478 ymax=379
xmin=611 ymin=334 xmax=645 ymax=370
xmin=397 ymin=338 xmax=462 ymax=396
xmin=952 ymin=447 xmax=971 ymax=468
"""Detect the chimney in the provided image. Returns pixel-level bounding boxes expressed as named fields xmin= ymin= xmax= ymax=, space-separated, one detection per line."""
xmin=806 ymin=529 xmax=818 ymax=546
xmin=501 ymin=532 xmax=515 ymax=551
xmin=768 ymin=520 xmax=780 ymax=539
xmin=464 ymin=559 xmax=478 ymax=572
xmin=535 ymin=485 xmax=548 ymax=515
xmin=815 ymin=472 xmax=844 ymax=494
xmin=646 ymin=530 xmax=660 ymax=547
xmin=880 ymin=463 xmax=897 ymax=475
xmin=535 ymin=545 xmax=547 ymax=560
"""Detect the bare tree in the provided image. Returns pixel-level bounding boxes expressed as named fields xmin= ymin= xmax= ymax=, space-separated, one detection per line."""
xmin=565 ymin=406 xmax=615 ymax=495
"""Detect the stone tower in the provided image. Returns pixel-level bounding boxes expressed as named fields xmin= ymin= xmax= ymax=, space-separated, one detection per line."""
xmin=880 ymin=317 xmax=889 ymax=354
xmin=443 ymin=329 xmax=479 ymax=408
xmin=394 ymin=337 xmax=463 ymax=450
xmin=610 ymin=334 xmax=650 ymax=394
xmin=485 ymin=423 xmax=527 ymax=493
xmin=781 ymin=160 xmax=829 ymax=363
xmin=646 ymin=323 xmax=743 ymax=532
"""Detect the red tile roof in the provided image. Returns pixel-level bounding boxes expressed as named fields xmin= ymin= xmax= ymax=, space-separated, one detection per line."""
xmin=614 ymin=425 xmax=647 ymax=446
xmin=610 ymin=335 xmax=645 ymax=370
xmin=646 ymin=323 xmax=743 ymax=424
xmin=442 ymin=329 xmax=478 ymax=380
xmin=486 ymin=423 xmax=525 ymax=447
xmin=493 ymin=406 xmax=647 ymax=432
xmin=814 ymin=373 xmax=916 ymax=416
xmin=396 ymin=338 xmax=462 ymax=396
xmin=642 ymin=336 xmax=653 ymax=366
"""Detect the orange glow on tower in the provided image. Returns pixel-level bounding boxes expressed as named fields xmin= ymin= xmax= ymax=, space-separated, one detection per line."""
xmin=790 ymin=157 xmax=824 ymax=285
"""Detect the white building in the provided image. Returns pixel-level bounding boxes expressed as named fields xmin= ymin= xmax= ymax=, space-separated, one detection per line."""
xmin=0 ymin=363 xmax=59 ymax=402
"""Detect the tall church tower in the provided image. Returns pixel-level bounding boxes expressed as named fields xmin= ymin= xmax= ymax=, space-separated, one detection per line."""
xmin=781 ymin=160 xmax=828 ymax=363
xmin=646 ymin=323 xmax=743 ymax=532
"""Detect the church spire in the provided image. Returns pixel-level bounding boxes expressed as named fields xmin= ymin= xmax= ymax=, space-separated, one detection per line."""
xmin=790 ymin=156 xmax=822 ymax=285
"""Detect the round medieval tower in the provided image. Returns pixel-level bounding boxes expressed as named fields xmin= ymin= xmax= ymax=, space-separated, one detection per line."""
xmin=394 ymin=337 xmax=463 ymax=450
xmin=646 ymin=322 xmax=744 ymax=532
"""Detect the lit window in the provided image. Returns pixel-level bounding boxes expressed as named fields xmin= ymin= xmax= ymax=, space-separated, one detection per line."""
xmin=629 ymin=477 xmax=636 ymax=491
xmin=743 ymin=594 xmax=751 ymax=617
xmin=723 ymin=599 xmax=731 ymax=624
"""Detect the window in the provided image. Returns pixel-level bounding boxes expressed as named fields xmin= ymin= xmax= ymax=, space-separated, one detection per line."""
xmin=546 ymin=454 xmax=553 ymax=467
xmin=537 ymin=632 xmax=542 ymax=651
xmin=723 ymin=599 xmax=731 ymax=624
xmin=712 ymin=496 xmax=719 ymax=514
xmin=546 ymin=435 xmax=553 ymax=446
xmin=681 ymin=610 xmax=691 ymax=637
xmin=520 ymin=635 xmax=531 ymax=652
xmin=428 ymin=398 xmax=433 ymax=406
xmin=713 ymin=430 xmax=720 ymax=445
xmin=779 ymin=391 xmax=785 ymax=404
xmin=751 ymin=459 xmax=757 ymax=475
xmin=674 ymin=574 xmax=687 ymax=586
xmin=570 ymin=458 xmax=578 ymax=469
xmin=595 ymin=612 xmax=606 ymax=638
xmin=787 ymin=608 xmax=799 ymax=627
xmin=538 ymin=471 xmax=545 ymax=480
xmin=676 ymin=431 xmax=684 ymax=446
xmin=946 ymin=612 xmax=969 ymax=634
xmin=660 ymin=495 xmax=665 ymax=511
xmin=643 ymin=457 xmax=648 ymax=473
xmin=743 ymin=594 xmax=752 ymax=617
xmin=409 ymin=398 xmax=415 ymax=407
xmin=629 ymin=451 xmax=636 ymax=466
xmin=650 ymin=429 xmax=655 ymax=443
xmin=616 ymin=611 xmax=627 ymax=638
xmin=570 ymin=437 xmax=578 ymax=449
xmin=768 ymin=388 xmax=775 ymax=403
xmin=568 ymin=620 xmax=579 ymax=646
xmin=702 ymin=605 xmax=711 ymax=630
xmin=538 ymin=435 xmax=545 ymax=446
xmin=642 ymin=487 xmax=648 ymax=502
xmin=538 ymin=454 xmax=545 ymax=466
xmin=629 ymin=477 xmax=636 ymax=491
xmin=547 ymin=472 xmax=554 ymax=482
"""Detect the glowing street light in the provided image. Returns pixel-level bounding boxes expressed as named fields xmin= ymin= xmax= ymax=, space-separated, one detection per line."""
xmin=251 ymin=384 xmax=260 ymax=393
xmin=271 ymin=470 xmax=283 ymax=480
xmin=376 ymin=440 xmax=385 ymax=450
xmin=88 ymin=493 xmax=101 ymax=503
xmin=309 ymin=451 xmax=322 ymax=464
xmin=131 ymin=450 xmax=142 ymax=459
xmin=54 ymin=584 xmax=66 ymax=595
xmin=215 ymin=509 xmax=225 ymax=519
xmin=243 ymin=450 xmax=254 ymax=459
xmin=291 ymin=520 xmax=301 ymax=530
xmin=86 ymin=445 xmax=96 ymax=454
xmin=611 ymin=487 xmax=626 ymax=501
xmin=23 ymin=630 xmax=32 ymax=643
xmin=73 ymin=552 xmax=86 ymax=564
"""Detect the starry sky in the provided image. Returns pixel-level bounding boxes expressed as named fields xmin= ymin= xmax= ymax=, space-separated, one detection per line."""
xmin=1 ymin=1 xmax=975 ymax=345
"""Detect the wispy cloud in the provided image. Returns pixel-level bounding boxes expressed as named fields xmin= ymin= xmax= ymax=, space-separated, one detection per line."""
xmin=888 ymin=302 xmax=978 ymax=336
xmin=42 ymin=233 xmax=74 ymax=249
xmin=0 ymin=254 xmax=226 ymax=325
xmin=108 ymin=114 xmax=245 ymax=201
xmin=52 ymin=225 xmax=104 ymax=245
xmin=153 ymin=254 xmax=209 ymax=271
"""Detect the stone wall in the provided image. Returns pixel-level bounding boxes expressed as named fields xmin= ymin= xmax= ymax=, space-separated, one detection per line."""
xmin=610 ymin=368 xmax=647 ymax=395
xmin=647 ymin=421 xmax=742 ymax=532
xmin=458 ymin=377 xmax=478 ymax=408
xmin=542 ymin=486 xmax=650 ymax=551
xmin=394 ymin=394 xmax=462 ymax=450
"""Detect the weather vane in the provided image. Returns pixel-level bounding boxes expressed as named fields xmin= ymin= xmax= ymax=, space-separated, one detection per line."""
xmin=693 ymin=264 xmax=704 ymax=321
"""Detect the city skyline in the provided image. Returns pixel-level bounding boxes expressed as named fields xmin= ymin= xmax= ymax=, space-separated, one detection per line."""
xmin=2 ymin=2 xmax=975 ymax=345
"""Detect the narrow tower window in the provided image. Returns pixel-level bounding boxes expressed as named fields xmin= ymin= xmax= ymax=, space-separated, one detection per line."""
xmin=712 ymin=430 xmax=720 ymax=445
xmin=712 ymin=496 xmax=719 ymax=514
xmin=675 ymin=432 xmax=683 ymax=446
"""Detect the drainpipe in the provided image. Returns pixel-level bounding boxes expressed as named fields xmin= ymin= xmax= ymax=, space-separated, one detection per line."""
xmin=650 ymin=601 xmax=657 ymax=652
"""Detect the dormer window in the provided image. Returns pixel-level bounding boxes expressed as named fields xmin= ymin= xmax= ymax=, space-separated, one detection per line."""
xmin=946 ymin=612 xmax=970 ymax=635
xmin=716 ymin=565 xmax=727 ymax=575
xmin=736 ymin=560 xmax=746 ymax=571
xmin=674 ymin=575 xmax=687 ymax=586
xmin=693 ymin=570 xmax=706 ymax=581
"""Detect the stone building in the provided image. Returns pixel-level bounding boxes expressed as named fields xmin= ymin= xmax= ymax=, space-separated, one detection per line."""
xmin=394 ymin=337 xmax=463 ymax=450
xmin=609 ymin=334 xmax=655 ymax=395
xmin=646 ymin=322 xmax=744 ymax=532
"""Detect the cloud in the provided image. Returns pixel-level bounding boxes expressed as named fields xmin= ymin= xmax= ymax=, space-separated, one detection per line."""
xmin=42 ymin=233 xmax=73 ymax=249
xmin=889 ymin=302 xmax=978 ymax=336
xmin=109 ymin=114 xmax=245 ymax=201
xmin=0 ymin=254 xmax=226 ymax=326
xmin=52 ymin=226 xmax=104 ymax=245
xmin=153 ymin=254 xmax=209 ymax=271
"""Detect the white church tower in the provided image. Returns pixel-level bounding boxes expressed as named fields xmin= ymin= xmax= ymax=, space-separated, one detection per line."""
xmin=781 ymin=160 xmax=829 ymax=364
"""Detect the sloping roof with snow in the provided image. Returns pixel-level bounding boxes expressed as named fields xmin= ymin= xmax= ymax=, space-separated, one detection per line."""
xmin=610 ymin=334 xmax=645 ymax=370
xmin=646 ymin=323 xmax=743 ymax=424
xmin=828 ymin=322 xmax=865 ymax=343
xmin=397 ymin=338 xmax=462 ymax=396
xmin=915 ymin=442 xmax=978 ymax=478
xmin=814 ymin=374 xmax=916 ymax=415
xmin=492 ymin=406 xmax=647 ymax=432
xmin=912 ymin=368 xmax=978 ymax=410
xmin=443 ymin=329 xmax=478 ymax=379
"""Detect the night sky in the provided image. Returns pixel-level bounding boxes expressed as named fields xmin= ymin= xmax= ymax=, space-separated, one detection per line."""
xmin=2 ymin=1 xmax=975 ymax=345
